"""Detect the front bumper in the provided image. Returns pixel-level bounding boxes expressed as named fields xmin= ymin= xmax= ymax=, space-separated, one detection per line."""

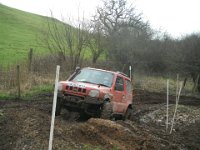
xmin=58 ymin=92 xmax=103 ymax=115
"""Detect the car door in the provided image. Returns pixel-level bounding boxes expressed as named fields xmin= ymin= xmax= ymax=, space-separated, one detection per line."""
xmin=118 ymin=79 xmax=133 ymax=114
xmin=124 ymin=79 xmax=133 ymax=107
xmin=112 ymin=76 xmax=125 ymax=113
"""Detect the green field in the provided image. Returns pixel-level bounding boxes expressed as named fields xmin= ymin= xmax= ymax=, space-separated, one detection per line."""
xmin=0 ymin=4 xmax=107 ymax=67
xmin=0 ymin=4 xmax=58 ymax=66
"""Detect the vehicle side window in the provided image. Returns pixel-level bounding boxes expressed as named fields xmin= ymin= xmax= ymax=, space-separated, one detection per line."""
xmin=115 ymin=76 xmax=124 ymax=91
xmin=126 ymin=80 xmax=132 ymax=93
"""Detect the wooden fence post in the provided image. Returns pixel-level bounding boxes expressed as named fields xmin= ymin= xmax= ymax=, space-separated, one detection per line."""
xmin=176 ymin=74 xmax=179 ymax=101
xmin=166 ymin=79 xmax=169 ymax=132
xmin=28 ymin=48 xmax=33 ymax=73
xmin=16 ymin=65 xmax=21 ymax=100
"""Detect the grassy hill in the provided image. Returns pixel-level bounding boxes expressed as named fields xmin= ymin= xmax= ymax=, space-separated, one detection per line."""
xmin=0 ymin=4 xmax=57 ymax=66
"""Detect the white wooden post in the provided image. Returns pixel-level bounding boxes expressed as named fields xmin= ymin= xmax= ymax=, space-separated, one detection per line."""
xmin=176 ymin=74 xmax=179 ymax=103
xmin=170 ymin=82 xmax=183 ymax=134
xmin=129 ymin=66 xmax=132 ymax=80
xmin=48 ymin=65 xmax=60 ymax=150
xmin=166 ymin=79 xmax=169 ymax=132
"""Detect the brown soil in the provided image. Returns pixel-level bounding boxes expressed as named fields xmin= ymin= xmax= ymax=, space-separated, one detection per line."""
xmin=0 ymin=90 xmax=200 ymax=150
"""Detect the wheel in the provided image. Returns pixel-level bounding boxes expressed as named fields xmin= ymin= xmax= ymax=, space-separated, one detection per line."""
xmin=55 ymin=97 xmax=63 ymax=116
xmin=100 ymin=101 xmax=112 ymax=119
xmin=79 ymin=112 xmax=90 ymax=121
xmin=125 ymin=107 xmax=132 ymax=120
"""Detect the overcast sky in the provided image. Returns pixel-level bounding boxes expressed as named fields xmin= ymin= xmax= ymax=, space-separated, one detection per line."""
xmin=0 ymin=0 xmax=200 ymax=38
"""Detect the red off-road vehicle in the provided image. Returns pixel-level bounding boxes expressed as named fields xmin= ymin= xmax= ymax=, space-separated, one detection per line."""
xmin=56 ymin=67 xmax=133 ymax=119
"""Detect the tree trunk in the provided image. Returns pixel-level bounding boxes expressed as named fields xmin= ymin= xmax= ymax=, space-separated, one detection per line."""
xmin=192 ymin=74 xmax=200 ymax=93
xmin=198 ymin=76 xmax=200 ymax=92
xmin=92 ymin=55 xmax=97 ymax=64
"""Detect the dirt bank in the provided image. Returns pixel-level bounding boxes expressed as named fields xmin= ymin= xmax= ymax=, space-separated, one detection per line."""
xmin=0 ymin=91 xmax=200 ymax=150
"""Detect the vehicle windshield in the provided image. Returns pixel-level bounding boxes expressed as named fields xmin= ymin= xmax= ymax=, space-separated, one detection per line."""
xmin=71 ymin=69 xmax=114 ymax=87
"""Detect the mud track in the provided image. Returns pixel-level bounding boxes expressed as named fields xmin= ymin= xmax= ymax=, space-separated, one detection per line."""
xmin=0 ymin=91 xmax=200 ymax=150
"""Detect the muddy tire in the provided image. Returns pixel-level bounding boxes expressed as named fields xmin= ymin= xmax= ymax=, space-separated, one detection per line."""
xmin=79 ymin=112 xmax=90 ymax=121
xmin=55 ymin=97 xmax=63 ymax=116
xmin=125 ymin=107 xmax=132 ymax=120
xmin=100 ymin=101 xmax=112 ymax=119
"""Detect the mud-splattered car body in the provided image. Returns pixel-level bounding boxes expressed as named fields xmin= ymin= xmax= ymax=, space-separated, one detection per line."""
xmin=56 ymin=67 xmax=133 ymax=119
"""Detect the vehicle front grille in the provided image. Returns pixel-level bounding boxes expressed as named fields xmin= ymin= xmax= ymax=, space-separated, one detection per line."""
xmin=66 ymin=86 xmax=86 ymax=93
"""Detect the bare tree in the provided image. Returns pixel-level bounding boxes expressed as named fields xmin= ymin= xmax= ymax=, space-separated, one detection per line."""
xmin=43 ymin=12 xmax=89 ymax=70
xmin=93 ymin=0 xmax=152 ymax=68
xmin=44 ymin=13 xmax=68 ymax=61
xmin=64 ymin=20 xmax=89 ymax=69
xmin=95 ymin=0 xmax=150 ymax=36
xmin=87 ymin=20 xmax=107 ymax=64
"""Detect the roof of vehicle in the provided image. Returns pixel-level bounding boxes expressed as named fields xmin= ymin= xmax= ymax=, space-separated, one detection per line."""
xmin=83 ymin=67 xmax=131 ymax=80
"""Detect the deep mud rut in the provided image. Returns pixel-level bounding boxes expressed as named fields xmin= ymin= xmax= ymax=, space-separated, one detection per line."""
xmin=0 ymin=91 xmax=200 ymax=150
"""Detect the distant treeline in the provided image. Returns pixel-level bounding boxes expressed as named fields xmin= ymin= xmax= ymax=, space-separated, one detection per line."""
xmin=42 ymin=0 xmax=200 ymax=91
xmin=125 ymin=34 xmax=200 ymax=75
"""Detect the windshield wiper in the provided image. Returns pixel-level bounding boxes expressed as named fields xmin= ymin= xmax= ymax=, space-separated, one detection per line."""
xmin=79 ymin=81 xmax=94 ymax=84
xmin=97 ymin=83 xmax=109 ymax=87
xmin=80 ymin=81 xmax=109 ymax=87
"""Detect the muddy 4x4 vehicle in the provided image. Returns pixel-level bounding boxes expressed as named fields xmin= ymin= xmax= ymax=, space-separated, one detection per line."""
xmin=56 ymin=67 xmax=133 ymax=119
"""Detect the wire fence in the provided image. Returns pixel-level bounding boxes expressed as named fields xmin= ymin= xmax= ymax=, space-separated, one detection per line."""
xmin=0 ymin=66 xmax=52 ymax=90
xmin=0 ymin=49 xmax=198 ymax=99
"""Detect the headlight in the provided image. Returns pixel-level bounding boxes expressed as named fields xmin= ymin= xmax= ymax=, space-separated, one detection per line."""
xmin=58 ymin=82 xmax=63 ymax=91
xmin=89 ymin=90 xmax=100 ymax=97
